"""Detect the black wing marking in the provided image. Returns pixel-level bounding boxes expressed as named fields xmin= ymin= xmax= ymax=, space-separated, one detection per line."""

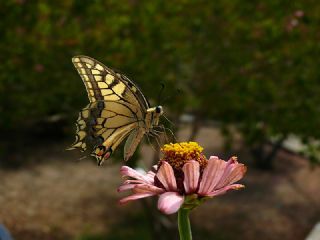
xmin=72 ymin=55 xmax=149 ymax=111
xmin=68 ymin=100 xmax=143 ymax=152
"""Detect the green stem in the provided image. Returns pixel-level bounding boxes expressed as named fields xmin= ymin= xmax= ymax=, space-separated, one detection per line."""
xmin=178 ymin=208 xmax=192 ymax=240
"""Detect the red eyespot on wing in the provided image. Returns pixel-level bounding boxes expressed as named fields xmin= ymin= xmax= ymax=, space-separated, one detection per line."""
xmin=103 ymin=149 xmax=112 ymax=160
xmin=97 ymin=150 xmax=104 ymax=156
xmin=94 ymin=146 xmax=106 ymax=156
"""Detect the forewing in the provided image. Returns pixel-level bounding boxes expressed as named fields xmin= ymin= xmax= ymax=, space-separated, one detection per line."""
xmin=72 ymin=55 xmax=149 ymax=111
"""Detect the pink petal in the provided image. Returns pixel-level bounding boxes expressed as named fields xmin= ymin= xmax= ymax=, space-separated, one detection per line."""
xmin=157 ymin=192 xmax=184 ymax=215
xmin=182 ymin=160 xmax=200 ymax=194
xmin=119 ymin=192 xmax=156 ymax=204
xmin=117 ymin=179 xmax=148 ymax=192
xmin=156 ymin=161 xmax=177 ymax=191
xmin=198 ymin=156 xmax=227 ymax=195
xmin=215 ymin=162 xmax=247 ymax=189
xmin=133 ymin=184 xmax=165 ymax=194
xmin=123 ymin=179 xmax=147 ymax=185
xmin=120 ymin=166 xmax=146 ymax=180
xmin=120 ymin=166 xmax=154 ymax=184
xmin=205 ymin=184 xmax=245 ymax=197
xmin=118 ymin=184 xmax=136 ymax=192
xmin=145 ymin=170 xmax=156 ymax=182
xmin=118 ymin=181 xmax=146 ymax=192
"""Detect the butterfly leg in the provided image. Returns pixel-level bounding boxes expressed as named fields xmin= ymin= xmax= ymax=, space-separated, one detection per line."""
xmin=145 ymin=133 xmax=158 ymax=153
xmin=149 ymin=131 xmax=162 ymax=149
xmin=153 ymin=124 xmax=177 ymax=143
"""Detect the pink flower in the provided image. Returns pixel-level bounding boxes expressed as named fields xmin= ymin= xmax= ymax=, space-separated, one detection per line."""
xmin=118 ymin=142 xmax=247 ymax=215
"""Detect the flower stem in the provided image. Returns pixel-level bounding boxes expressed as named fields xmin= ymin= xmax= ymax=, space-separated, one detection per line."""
xmin=178 ymin=208 xmax=192 ymax=240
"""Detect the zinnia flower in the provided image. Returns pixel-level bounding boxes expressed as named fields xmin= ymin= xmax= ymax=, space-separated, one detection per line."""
xmin=118 ymin=142 xmax=247 ymax=215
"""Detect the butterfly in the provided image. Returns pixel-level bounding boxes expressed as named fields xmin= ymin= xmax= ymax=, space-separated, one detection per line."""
xmin=68 ymin=55 xmax=163 ymax=165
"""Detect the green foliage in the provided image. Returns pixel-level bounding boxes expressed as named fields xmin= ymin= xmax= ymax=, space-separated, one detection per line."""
xmin=1 ymin=0 xmax=320 ymax=162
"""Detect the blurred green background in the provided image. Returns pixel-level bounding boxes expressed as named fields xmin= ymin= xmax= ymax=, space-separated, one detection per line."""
xmin=1 ymin=1 xmax=320 ymax=240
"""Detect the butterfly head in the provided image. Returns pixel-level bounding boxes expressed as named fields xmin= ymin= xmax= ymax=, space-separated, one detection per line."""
xmin=91 ymin=145 xmax=113 ymax=166
xmin=156 ymin=106 xmax=163 ymax=114
xmin=153 ymin=106 xmax=163 ymax=126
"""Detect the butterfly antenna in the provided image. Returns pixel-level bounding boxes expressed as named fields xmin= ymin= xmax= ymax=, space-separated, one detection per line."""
xmin=159 ymin=87 xmax=182 ymax=106
xmin=157 ymin=82 xmax=166 ymax=105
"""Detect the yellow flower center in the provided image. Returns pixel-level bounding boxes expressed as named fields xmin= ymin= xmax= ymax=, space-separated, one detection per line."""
xmin=160 ymin=142 xmax=208 ymax=171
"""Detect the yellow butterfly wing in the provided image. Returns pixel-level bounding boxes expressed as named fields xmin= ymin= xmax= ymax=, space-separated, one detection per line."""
xmin=69 ymin=100 xmax=143 ymax=165
xmin=69 ymin=56 xmax=153 ymax=165
xmin=72 ymin=55 xmax=149 ymax=109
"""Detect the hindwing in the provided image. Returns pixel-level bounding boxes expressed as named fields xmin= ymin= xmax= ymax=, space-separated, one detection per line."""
xmin=68 ymin=100 xmax=144 ymax=163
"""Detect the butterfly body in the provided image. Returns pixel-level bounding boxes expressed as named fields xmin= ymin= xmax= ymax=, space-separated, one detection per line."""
xmin=68 ymin=56 xmax=163 ymax=165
